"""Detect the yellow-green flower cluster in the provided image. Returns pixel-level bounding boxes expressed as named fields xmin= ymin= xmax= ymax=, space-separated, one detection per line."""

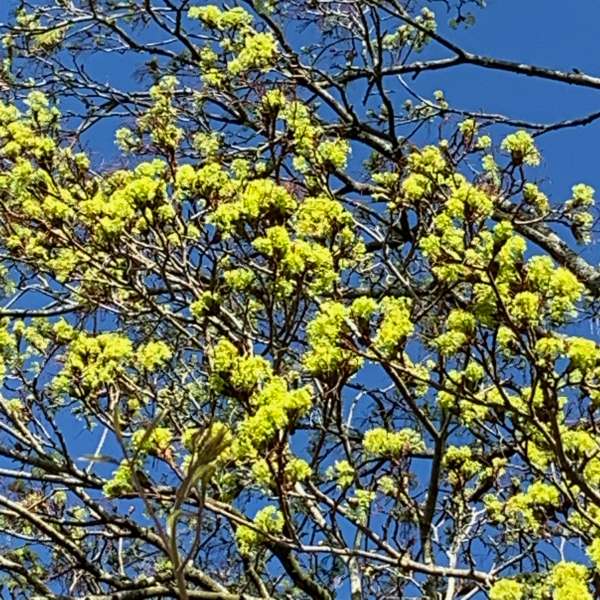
xmin=500 ymin=131 xmax=541 ymax=166
xmin=136 ymin=341 xmax=172 ymax=372
xmin=236 ymin=505 xmax=284 ymax=555
xmin=347 ymin=489 xmax=376 ymax=524
xmin=587 ymin=538 xmax=600 ymax=570
xmin=46 ymin=248 xmax=82 ymax=282
xmin=401 ymin=145 xmax=448 ymax=204
xmin=193 ymin=131 xmax=221 ymax=158
xmin=565 ymin=183 xmax=595 ymax=244
xmin=176 ymin=161 xmax=231 ymax=202
xmin=56 ymin=331 xmax=175 ymax=393
xmin=446 ymin=179 xmax=494 ymax=220
xmin=79 ymin=160 xmax=172 ymax=238
xmin=285 ymin=457 xmax=312 ymax=482
xmin=261 ymin=89 xmax=287 ymax=113
xmin=523 ymin=183 xmax=549 ymax=214
xmin=443 ymin=445 xmax=480 ymax=486
xmin=548 ymin=562 xmax=592 ymax=600
xmin=434 ymin=309 xmax=476 ymax=356
xmin=567 ymin=183 xmax=595 ymax=210
xmin=330 ymin=460 xmax=355 ymax=488
xmin=190 ymin=291 xmax=220 ymax=319
xmin=252 ymin=455 xmax=312 ymax=488
xmin=281 ymin=101 xmax=320 ymax=156
xmin=188 ymin=5 xmax=252 ymax=30
xmin=508 ymin=291 xmax=540 ymax=326
xmin=206 ymin=339 xmax=313 ymax=458
xmin=131 ymin=426 xmax=173 ymax=455
xmin=533 ymin=335 xmax=565 ymax=365
xmin=489 ymin=579 xmax=524 ymax=600
xmin=363 ymin=427 xmax=424 ymax=458
xmin=567 ymin=336 xmax=600 ymax=372
xmin=416 ymin=180 xmax=502 ymax=285
xmin=458 ymin=118 xmax=478 ymax=138
xmin=316 ymin=139 xmax=351 ymax=170
xmin=304 ymin=302 xmax=361 ymax=379
xmin=0 ymin=92 xmax=58 ymax=160
xmin=235 ymin=377 xmax=312 ymax=456
xmin=373 ymin=297 xmax=414 ymax=358
xmin=350 ymin=297 xmax=379 ymax=323
xmin=58 ymin=332 xmax=133 ymax=391
xmin=211 ymin=178 xmax=296 ymax=233
xmin=252 ymin=225 xmax=338 ymax=295
xmin=199 ymin=175 xmax=359 ymax=299
xmin=188 ymin=5 xmax=277 ymax=79
xmin=137 ymin=77 xmax=183 ymax=152
xmin=209 ymin=339 xmax=272 ymax=395
xmin=0 ymin=325 xmax=16 ymax=382
xmin=278 ymin=100 xmax=350 ymax=177
xmin=491 ymin=482 xmax=561 ymax=530
xmin=223 ymin=268 xmax=255 ymax=291
xmin=295 ymin=195 xmax=354 ymax=241
xmin=526 ymin=255 xmax=584 ymax=322
xmin=103 ymin=461 xmax=135 ymax=497
xmin=420 ymin=218 xmax=466 ymax=281
xmin=456 ymin=118 xmax=491 ymax=149
xmin=228 ymin=32 xmax=278 ymax=75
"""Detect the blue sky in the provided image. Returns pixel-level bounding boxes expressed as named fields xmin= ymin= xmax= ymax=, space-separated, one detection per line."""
xmin=434 ymin=0 xmax=600 ymax=198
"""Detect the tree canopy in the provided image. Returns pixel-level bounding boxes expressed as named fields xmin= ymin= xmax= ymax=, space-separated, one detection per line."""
xmin=1 ymin=1 xmax=600 ymax=598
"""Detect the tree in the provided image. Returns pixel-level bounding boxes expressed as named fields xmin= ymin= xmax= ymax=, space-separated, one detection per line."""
xmin=0 ymin=0 xmax=600 ymax=597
